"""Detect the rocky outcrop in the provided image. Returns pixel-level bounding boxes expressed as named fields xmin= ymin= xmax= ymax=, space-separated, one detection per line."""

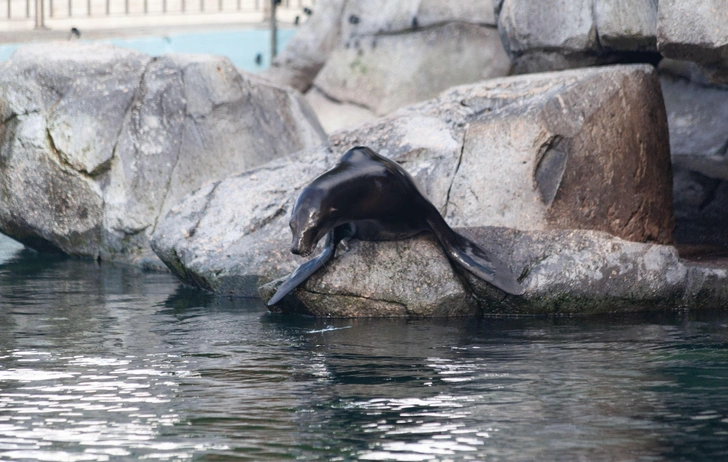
xmin=262 ymin=0 xmax=511 ymax=133
xmin=658 ymin=59 xmax=728 ymax=247
xmin=0 ymin=42 xmax=326 ymax=267
xmin=657 ymin=0 xmax=728 ymax=84
xmin=151 ymin=64 xmax=673 ymax=297
xmin=493 ymin=0 xmax=728 ymax=85
xmin=262 ymin=234 xmax=480 ymax=317
xmin=260 ymin=227 xmax=728 ymax=317
xmin=262 ymin=0 xmax=347 ymax=93
xmin=312 ymin=19 xmax=510 ymax=118
xmin=494 ymin=0 xmax=660 ymax=74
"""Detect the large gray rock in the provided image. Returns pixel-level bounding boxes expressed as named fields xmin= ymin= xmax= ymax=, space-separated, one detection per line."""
xmin=152 ymin=64 xmax=674 ymax=296
xmin=263 ymin=235 xmax=480 ymax=317
xmin=260 ymin=227 xmax=728 ymax=317
xmin=657 ymin=0 xmax=728 ymax=84
xmin=0 ymin=42 xmax=326 ymax=267
xmin=660 ymin=62 xmax=728 ymax=181
xmin=263 ymin=0 xmax=511 ymax=133
xmin=441 ymin=64 xmax=673 ymax=244
xmin=262 ymin=0 xmax=346 ymax=93
xmin=151 ymin=111 xmax=466 ymax=294
xmin=658 ymin=59 xmax=728 ymax=247
xmin=672 ymin=165 xmax=728 ymax=247
xmin=494 ymin=0 xmax=659 ymax=73
xmin=312 ymin=22 xmax=511 ymax=117
xmin=339 ymin=0 xmax=497 ymax=39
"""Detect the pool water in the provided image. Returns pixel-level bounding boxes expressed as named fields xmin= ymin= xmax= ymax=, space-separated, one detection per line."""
xmin=0 ymin=234 xmax=728 ymax=461
xmin=0 ymin=27 xmax=296 ymax=71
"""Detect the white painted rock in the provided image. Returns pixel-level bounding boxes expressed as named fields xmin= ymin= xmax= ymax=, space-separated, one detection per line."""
xmin=0 ymin=42 xmax=326 ymax=267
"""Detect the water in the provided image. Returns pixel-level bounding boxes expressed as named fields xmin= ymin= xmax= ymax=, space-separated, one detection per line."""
xmin=0 ymin=28 xmax=296 ymax=72
xmin=1 ymin=235 xmax=728 ymax=461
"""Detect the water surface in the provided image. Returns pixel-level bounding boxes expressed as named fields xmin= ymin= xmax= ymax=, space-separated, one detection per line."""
xmin=0 ymin=28 xmax=296 ymax=71
xmin=0 ymin=236 xmax=727 ymax=461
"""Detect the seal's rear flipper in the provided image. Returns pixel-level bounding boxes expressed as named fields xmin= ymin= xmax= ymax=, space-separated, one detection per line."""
xmin=440 ymin=232 xmax=525 ymax=296
xmin=267 ymin=245 xmax=334 ymax=306
xmin=267 ymin=224 xmax=355 ymax=306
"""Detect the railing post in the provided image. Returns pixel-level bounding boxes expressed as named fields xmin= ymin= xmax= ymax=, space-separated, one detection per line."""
xmin=34 ymin=0 xmax=46 ymax=28
xmin=270 ymin=0 xmax=277 ymax=60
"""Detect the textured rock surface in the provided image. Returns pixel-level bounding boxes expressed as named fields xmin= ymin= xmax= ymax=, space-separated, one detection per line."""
xmin=659 ymin=59 xmax=728 ymax=247
xmin=672 ymin=166 xmax=728 ymax=247
xmin=262 ymin=235 xmax=479 ymax=317
xmin=312 ymin=22 xmax=510 ymax=117
xmin=0 ymin=42 xmax=326 ymax=266
xmin=261 ymin=0 xmax=346 ymax=92
xmin=304 ymin=87 xmax=377 ymax=134
xmin=260 ymin=227 xmax=728 ymax=317
xmin=441 ymin=65 xmax=673 ymax=244
xmin=657 ymin=0 xmax=728 ymax=84
xmin=151 ymin=111 xmax=466 ymax=295
xmin=263 ymin=0 xmax=511 ymax=132
xmin=660 ymin=61 xmax=728 ymax=181
xmin=152 ymin=64 xmax=674 ymax=296
xmin=495 ymin=0 xmax=659 ymax=73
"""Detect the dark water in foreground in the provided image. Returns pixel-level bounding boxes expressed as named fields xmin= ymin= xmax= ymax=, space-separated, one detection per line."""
xmin=0 ymin=239 xmax=728 ymax=461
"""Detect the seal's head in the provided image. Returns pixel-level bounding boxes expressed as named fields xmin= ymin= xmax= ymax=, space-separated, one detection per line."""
xmin=289 ymin=187 xmax=338 ymax=257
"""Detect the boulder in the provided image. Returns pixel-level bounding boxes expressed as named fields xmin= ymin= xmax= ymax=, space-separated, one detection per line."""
xmin=262 ymin=0 xmax=511 ymax=133
xmin=260 ymin=227 xmax=728 ymax=317
xmin=660 ymin=60 xmax=728 ymax=181
xmin=657 ymin=0 xmax=728 ymax=84
xmin=262 ymin=234 xmax=480 ymax=318
xmin=441 ymin=65 xmax=673 ymax=245
xmin=262 ymin=0 xmax=347 ymax=93
xmin=151 ymin=64 xmax=674 ymax=297
xmin=0 ymin=42 xmax=326 ymax=267
xmin=151 ymin=108 xmax=468 ymax=295
xmin=312 ymin=22 xmax=511 ymax=117
xmin=494 ymin=0 xmax=659 ymax=73
xmin=658 ymin=59 xmax=728 ymax=247
xmin=672 ymin=165 xmax=728 ymax=247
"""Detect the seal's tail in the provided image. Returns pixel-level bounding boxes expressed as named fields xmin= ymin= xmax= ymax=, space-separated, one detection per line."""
xmin=427 ymin=215 xmax=525 ymax=296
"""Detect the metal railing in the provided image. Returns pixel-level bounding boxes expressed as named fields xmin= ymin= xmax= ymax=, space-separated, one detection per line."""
xmin=3 ymin=0 xmax=314 ymax=29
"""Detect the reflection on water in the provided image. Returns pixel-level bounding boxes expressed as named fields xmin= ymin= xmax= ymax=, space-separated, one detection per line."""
xmin=0 ymin=235 xmax=727 ymax=460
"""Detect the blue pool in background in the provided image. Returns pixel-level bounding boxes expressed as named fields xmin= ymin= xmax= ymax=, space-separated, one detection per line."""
xmin=0 ymin=27 xmax=296 ymax=72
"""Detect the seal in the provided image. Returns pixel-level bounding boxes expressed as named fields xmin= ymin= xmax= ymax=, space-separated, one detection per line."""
xmin=268 ymin=146 xmax=525 ymax=305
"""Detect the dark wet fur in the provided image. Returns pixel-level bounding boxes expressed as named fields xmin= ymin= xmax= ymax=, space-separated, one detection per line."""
xmin=268 ymin=147 xmax=525 ymax=306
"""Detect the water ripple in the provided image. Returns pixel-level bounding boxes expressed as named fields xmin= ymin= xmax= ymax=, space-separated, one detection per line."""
xmin=1 ymin=236 xmax=728 ymax=460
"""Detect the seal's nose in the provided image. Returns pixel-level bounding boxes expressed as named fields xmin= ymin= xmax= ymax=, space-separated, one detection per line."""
xmin=290 ymin=233 xmax=306 ymax=255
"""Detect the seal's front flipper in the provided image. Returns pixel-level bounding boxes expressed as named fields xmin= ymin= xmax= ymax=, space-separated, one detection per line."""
xmin=267 ymin=246 xmax=333 ymax=306
xmin=441 ymin=232 xmax=525 ymax=296
xmin=267 ymin=224 xmax=355 ymax=306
